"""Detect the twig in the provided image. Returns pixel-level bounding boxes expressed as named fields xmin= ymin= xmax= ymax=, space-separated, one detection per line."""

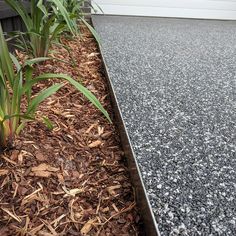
xmin=96 ymin=202 xmax=136 ymax=235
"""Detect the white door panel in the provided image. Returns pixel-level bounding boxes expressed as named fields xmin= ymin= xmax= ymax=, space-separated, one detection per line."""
xmin=94 ymin=0 xmax=236 ymax=10
xmin=93 ymin=0 xmax=236 ymax=20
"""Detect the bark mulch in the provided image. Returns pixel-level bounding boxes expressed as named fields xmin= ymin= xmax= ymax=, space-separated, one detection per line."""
xmin=0 ymin=28 xmax=142 ymax=235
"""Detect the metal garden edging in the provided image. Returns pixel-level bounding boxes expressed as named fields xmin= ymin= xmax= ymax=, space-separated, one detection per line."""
xmin=91 ymin=17 xmax=161 ymax=236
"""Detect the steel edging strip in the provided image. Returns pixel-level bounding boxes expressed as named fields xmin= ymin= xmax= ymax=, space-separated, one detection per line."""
xmin=92 ymin=16 xmax=161 ymax=236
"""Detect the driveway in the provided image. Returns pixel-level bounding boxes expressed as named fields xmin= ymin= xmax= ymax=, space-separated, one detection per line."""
xmin=93 ymin=15 xmax=236 ymax=236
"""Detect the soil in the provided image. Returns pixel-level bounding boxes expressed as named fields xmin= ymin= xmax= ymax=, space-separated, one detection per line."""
xmin=0 ymin=27 xmax=142 ymax=235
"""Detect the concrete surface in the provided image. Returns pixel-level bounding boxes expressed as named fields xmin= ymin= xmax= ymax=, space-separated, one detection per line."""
xmin=93 ymin=15 xmax=236 ymax=236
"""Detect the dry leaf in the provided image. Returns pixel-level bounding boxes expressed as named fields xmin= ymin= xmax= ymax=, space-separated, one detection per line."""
xmin=88 ymin=140 xmax=102 ymax=148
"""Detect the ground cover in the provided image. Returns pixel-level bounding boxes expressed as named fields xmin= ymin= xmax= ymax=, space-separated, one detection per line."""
xmin=0 ymin=27 xmax=142 ymax=236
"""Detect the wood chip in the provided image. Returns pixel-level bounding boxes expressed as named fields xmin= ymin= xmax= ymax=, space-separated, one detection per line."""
xmin=0 ymin=169 xmax=9 ymax=176
xmin=29 ymin=224 xmax=44 ymax=235
xmin=31 ymin=163 xmax=59 ymax=177
xmin=62 ymin=186 xmax=84 ymax=197
xmin=107 ymin=185 xmax=122 ymax=195
xmin=102 ymin=207 xmax=109 ymax=213
xmin=35 ymin=151 xmax=47 ymax=161
xmin=52 ymin=214 xmax=67 ymax=227
xmin=88 ymin=140 xmax=102 ymax=148
xmin=85 ymin=123 xmax=97 ymax=134
xmin=0 ymin=27 xmax=141 ymax=235
xmin=2 ymin=156 xmax=17 ymax=165
xmin=112 ymin=204 xmax=119 ymax=213
xmin=32 ymin=163 xmax=59 ymax=172
xmin=80 ymin=218 xmax=97 ymax=235
xmin=1 ymin=208 xmax=21 ymax=223
xmin=97 ymin=126 xmax=104 ymax=136
xmin=10 ymin=150 xmax=19 ymax=161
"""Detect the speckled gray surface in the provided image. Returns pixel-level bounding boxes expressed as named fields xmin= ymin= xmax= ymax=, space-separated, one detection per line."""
xmin=92 ymin=15 xmax=236 ymax=236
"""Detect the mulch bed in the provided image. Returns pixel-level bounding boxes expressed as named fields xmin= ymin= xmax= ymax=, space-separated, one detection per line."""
xmin=0 ymin=27 xmax=142 ymax=235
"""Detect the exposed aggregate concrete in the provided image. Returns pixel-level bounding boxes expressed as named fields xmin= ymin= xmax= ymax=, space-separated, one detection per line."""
xmin=93 ymin=15 xmax=236 ymax=236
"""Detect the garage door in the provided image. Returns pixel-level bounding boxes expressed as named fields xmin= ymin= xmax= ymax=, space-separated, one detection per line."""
xmin=93 ymin=0 xmax=236 ymax=20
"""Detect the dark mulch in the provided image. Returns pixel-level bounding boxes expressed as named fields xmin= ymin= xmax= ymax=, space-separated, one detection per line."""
xmin=0 ymin=27 xmax=142 ymax=235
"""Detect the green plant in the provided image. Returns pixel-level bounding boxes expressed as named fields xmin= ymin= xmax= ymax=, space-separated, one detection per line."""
xmin=0 ymin=24 xmax=110 ymax=150
xmin=54 ymin=0 xmax=84 ymax=34
xmin=5 ymin=0 xmax=78 ymax=57
xmin=55 ymin=0 xmax=101 ymax=43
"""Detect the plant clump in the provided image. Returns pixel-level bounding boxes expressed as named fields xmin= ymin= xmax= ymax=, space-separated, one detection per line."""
xmin=0 ymin=0 xmax=110 ymax=150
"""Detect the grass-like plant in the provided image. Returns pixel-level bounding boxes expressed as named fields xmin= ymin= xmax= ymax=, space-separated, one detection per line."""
xmin=5 ymin=0 xmax=78 ymax=57
xmin=53 ymin=0 xmax=101 ymax=43
xmin=0 ymin=24 xmax=110 ymax=150
xmin=55 ymin=0 xmax=84 ymax=34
